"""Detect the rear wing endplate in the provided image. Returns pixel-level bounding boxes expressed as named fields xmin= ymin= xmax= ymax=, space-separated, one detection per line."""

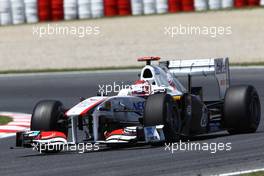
xmin=160 ymin=58 xmax=230 ymax=99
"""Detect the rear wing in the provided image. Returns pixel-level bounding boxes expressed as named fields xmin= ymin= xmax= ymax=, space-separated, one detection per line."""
xmin=160 ymin=58 xmax=230 ymax=99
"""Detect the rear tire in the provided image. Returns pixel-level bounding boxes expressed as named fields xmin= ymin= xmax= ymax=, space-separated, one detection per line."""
xmin=224 ymin=85 xmax=261 ymax=134
xmin=144 ymin=93 xmax=181 ymax=142
xmin=31 ymin=100 xmax=67 ymax=134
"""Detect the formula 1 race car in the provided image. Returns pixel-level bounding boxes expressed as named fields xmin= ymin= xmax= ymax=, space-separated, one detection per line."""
xmin=16 ymin=57 xmax=261 ymax=153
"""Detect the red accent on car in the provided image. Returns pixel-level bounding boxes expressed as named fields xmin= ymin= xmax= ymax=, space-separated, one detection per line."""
xmin=137 ymin=56 xmax=161 ymax=62
xmin=134 ymin=80 xmax=146 ymax=85
xmin=40 ymin=131 xmax=67 ymax=140
xmin=104 ymin=129 xmax=125 ymax=138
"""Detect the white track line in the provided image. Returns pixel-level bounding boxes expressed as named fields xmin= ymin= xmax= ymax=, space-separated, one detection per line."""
xmin=11 ymin=119 xmax=31 ymax=122
xmin=8 ymin=122 xmax=30 ymax=126
xmin=219 ymin=168 xmax=264 ymax=176
xmin=0 ymin=126 xmax=29 ymax=130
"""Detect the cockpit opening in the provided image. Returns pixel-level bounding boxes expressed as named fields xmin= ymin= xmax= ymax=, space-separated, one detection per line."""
xmin=143 ymin=69 xmax=153 ymax=78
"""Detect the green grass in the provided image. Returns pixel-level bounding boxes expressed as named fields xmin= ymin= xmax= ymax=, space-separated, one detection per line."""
xmin=240 ymin=171 xmax=264 ymax=176
xmin=0 ymin=116 xmax=12 ymax=125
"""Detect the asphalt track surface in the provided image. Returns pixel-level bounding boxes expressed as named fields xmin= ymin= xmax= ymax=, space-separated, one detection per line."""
xmin=0 ymin=68 xmax=264 ymax=176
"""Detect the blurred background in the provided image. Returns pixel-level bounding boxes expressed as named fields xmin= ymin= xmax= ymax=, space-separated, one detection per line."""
xmin=0 ymin=0 xmax=263 ymax=71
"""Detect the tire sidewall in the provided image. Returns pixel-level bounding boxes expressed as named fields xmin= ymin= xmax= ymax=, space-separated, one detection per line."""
xmin=224 ymin=85 xmax=261 ymax=133
xmin=31 ymin=100 xmax=66 ymax=132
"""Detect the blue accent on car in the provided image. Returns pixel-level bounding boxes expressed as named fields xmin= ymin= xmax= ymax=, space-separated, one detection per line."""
xmin=133 ymin=102 xmax=145 ymax=111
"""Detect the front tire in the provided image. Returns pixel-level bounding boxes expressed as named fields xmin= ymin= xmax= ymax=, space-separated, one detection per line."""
xmin=31 ymin=100 xmax=67 ymax=133
xmin=224 ymin=85 xmax=261 ymax=134
xmin=144 ymin=93 xmax=181 ymax=142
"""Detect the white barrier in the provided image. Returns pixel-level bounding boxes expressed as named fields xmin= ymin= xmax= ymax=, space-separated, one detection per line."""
xmin=64 ymin=0 xmax=78 ymax=20
xmin=143 ymin=0 xmax=156 ymax=14
xmin=0 ymin=0 xmax=12 ymax=25
xmin=0 ymin=0 xmax=262 ymax=26
xmin=221 ymin=0 xmax=233 ymax=8
xmin=131 ymin=0 xmax=144 ymax=15
xmin=91 ymin=0 xmax=103 ymax=18
xmin=156 ymin=0 xmax=168 ymax=14
xmin=24 ymin=0 xmax=38 ymax=23
xmin=78 ymin=0 xmax=92 ymax=19
xmin=194 ymin=0 xmax=208 ymax=11
xmin=0 ymin=13 xmax=12 ymax=25
xmin=11 ymin=0 xmax=25 ymax=24
xmin=208 ymin=0 xmax=221 ymax=10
